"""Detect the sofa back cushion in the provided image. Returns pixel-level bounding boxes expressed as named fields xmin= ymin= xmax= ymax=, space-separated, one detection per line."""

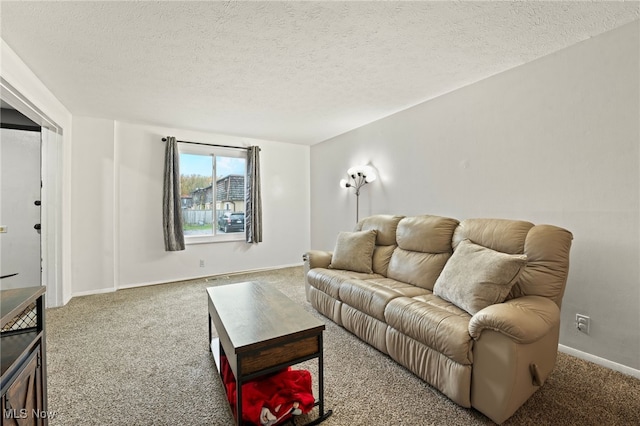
xmin=387 ymin=215 xmax=459 ymax=290
xmin=452 ymin=219 xmax=573 ymax=307
xmin=355 ymin=215 xmax=404 ymax=276
xmin=355 ymin=214 xmax=403 ymax=245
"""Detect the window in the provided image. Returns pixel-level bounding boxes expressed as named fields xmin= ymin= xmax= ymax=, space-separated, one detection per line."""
xmin=179 ymin=143 xmax=246 ymax=243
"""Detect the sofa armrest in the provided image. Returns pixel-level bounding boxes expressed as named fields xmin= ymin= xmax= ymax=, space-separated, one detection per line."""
xmin=302 ymin=250 xmax=332 ymax=302
xmin=302 ymin=250 xmax=333 ymax=270
xmin=469 ymin=296 xmax=560 ymax=344
xmin=470 ymin=296 xmax=562 ymax=423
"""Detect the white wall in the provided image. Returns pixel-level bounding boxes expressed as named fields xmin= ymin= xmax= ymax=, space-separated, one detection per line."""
xmin=70 ymin=119 xmax=310 ymax=292
xmin=70 ymin=118 xmax=115 ymax=294
xmin=310 ymin=21 xmax=640 ymax=372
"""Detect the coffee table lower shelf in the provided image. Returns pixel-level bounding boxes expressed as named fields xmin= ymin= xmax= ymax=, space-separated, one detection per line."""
xmin=211 ymin=337 xmax=333 ymax=426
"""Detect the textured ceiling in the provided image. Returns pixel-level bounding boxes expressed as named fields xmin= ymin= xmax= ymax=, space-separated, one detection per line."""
xmin=1 ymin=1 xmax=638 ymax=145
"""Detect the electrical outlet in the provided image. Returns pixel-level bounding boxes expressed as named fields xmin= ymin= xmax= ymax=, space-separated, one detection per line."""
xmin=199 ymin=259 xmax=205 ymax=268
xmin=576 ymin=314 xmax=590 ymax=335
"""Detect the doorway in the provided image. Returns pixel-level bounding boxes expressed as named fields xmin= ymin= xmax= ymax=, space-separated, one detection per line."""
xmin=0 ymin=108 xmax=42 ymax=289
xmin=1 ymin=78 xmax=64 ymax=307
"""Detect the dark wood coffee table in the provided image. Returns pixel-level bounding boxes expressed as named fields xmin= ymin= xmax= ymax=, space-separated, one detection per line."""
xmin=207 ymin=281 xmax=332 ymax=425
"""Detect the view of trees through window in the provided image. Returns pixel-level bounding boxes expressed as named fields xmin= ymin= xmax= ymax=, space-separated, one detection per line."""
xmin=179 ymin=151 xmax=246 ymax=236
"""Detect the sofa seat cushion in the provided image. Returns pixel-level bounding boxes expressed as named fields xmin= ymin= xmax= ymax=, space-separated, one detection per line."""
xmin=338 ymin=279 xmax=406 ymax=322
xmin=363 ymin=278 xmax=431 ymax=298
xmin=384 ymin=295 xmax=473 ymax=364
xmin=307 ymin=268 xmax=383 ymax=299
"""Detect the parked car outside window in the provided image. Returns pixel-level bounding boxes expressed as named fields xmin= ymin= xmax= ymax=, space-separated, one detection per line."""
xmin=218 ymin=212 xmax=245 ymax=233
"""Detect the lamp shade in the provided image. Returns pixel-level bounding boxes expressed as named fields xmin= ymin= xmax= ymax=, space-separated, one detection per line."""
xmin=362 ymin=165 xmax=376 ymax=182
xmin=339 ymin=178 xmax=349 ymax=188
xmin=347 ymin=165 xmax=376 ymax=179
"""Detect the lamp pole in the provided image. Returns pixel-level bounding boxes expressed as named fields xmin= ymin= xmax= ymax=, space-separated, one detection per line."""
xmin=340 ymin=166 xmax=376 ymax=223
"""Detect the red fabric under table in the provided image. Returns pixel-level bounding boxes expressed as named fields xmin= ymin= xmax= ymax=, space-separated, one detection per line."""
xmin=220 ymin=355 xmax=316 ymax=425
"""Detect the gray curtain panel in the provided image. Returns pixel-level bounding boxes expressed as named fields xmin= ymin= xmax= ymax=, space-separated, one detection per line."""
xmin=245 ymin=146 xmax=263 ymax=243
xmin=162 ymin=136 xmax=185 ymax=251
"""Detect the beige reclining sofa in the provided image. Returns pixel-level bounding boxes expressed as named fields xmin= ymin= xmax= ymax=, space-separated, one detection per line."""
xmin=303 ymin=214 xmax=572 ymax=424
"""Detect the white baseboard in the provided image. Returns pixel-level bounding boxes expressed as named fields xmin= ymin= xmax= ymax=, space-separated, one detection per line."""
xmin=117 ymin=263 xmax=303 ymax=290
xmin=70 ymin=287 xmax=116 ymax=298
xmin=66 ymin=263 xmax=304 ymax=299
xmin=558 ymin=344 xmax=640 ymax=379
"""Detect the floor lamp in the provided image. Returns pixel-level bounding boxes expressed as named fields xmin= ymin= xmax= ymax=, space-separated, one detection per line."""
xmin=339 ymin=165 xmax=377 ymax=223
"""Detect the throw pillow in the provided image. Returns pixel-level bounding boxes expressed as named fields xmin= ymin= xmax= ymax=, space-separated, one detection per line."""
xmin=329 ymin=230 xmax=377 ymax=274
xmin=433 ymin=239 xmax=527 ymax=315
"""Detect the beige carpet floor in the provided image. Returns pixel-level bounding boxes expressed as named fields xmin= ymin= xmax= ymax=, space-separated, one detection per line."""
xmin=45 ymin=266 xmax=640 ymax=425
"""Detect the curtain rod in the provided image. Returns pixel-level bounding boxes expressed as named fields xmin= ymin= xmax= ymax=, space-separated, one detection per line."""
xmin=161 ymin=137 xmax=250 ymax=151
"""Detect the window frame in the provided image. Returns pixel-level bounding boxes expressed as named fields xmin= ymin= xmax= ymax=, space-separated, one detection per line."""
xmin=178 ymin=142 xmax=247 ymax=245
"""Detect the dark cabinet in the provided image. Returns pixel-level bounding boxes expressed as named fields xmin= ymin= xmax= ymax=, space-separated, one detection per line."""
xmin=1 ymin=287 xmax=48 ymax=425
